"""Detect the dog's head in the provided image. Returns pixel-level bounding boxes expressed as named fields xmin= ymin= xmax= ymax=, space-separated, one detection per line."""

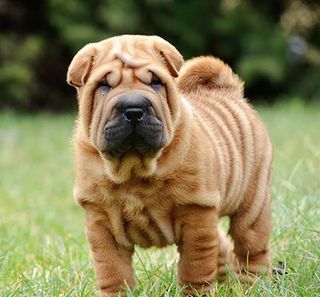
xmin=67 ymin=35 xmax=184 ymax=182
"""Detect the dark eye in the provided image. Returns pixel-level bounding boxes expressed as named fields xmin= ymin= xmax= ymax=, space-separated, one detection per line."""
xmin=149 ymin=75 xmax=163 ymax=90
xmin=98 ymin=79 xmax=111 ymax=93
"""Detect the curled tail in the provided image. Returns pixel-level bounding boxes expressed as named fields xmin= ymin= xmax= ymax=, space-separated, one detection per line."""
xmin=177 ymin=56 xmax=244 ymax=95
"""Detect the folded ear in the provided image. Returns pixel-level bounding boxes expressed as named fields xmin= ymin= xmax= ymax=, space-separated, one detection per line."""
xmin=154 ymin=38 xmax=184 ymax=77
xmin=67 ymin=44 xmax=96 ymax=88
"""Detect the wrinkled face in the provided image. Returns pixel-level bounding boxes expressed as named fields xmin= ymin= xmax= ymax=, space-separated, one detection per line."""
xmin=92 ymin=63 xmax=167 ymax=158
xmin=68 ymin=35 xmax=183 ymax=166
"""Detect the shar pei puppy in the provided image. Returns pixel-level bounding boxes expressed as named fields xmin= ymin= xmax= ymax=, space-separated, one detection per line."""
xmin=67 ymin=35 xmax=272 ymax=296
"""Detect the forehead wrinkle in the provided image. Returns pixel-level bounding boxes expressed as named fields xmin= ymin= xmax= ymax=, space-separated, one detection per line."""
xmin=121 ymin=67 xmax=135 ymax=83
xmin=107 ymin=39 xmax=148 ymax=68
xmin=115 ymin=52 xmax=148 ymax=68
xmin=108 ymin=40 xmax=123 ymax=59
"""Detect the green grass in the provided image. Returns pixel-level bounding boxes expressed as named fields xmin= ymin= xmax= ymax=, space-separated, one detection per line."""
xmin=0 ymin=101 xmax=320 ymax=296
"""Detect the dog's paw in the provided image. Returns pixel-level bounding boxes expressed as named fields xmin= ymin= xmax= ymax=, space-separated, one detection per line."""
xmin=183 ymin=283 xmax=216 ymax=297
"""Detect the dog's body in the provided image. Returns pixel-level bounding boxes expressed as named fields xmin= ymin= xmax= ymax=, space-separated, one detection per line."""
xmin=67 ymin=35 xmax=272 ymax=296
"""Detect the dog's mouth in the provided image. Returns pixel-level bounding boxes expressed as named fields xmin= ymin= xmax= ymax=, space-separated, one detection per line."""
xmin=103 ymin=116 xmax=163 ymax=157
xmin=101 ymin=94 xmax=164 ymax=158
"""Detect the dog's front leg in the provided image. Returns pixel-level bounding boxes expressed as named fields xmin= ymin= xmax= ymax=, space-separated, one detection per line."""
xmin=85 ymin=207 xmax=135 ymax=297
xmin=176 ymin=205 xmax=219 ymax=296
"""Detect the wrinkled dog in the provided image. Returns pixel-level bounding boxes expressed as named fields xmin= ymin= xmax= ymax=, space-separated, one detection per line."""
xmin=67 ymin=35 xmax=272 ymax=296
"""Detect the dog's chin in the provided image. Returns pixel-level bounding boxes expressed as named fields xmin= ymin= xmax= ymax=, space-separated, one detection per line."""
xmin=100 ymin=147 xmax=160 ymax=161
xmin=98 ymin=139 xmax=163 ymax=183
xmin=107 ymin=135 xmax=162 ymax=157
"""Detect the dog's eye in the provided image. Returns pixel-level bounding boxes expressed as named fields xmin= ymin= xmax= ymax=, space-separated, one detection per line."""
xmin=98 ymin=79 xmax=112 ymax=93
xmin=149 ymin=75 xmax=163 ymax=90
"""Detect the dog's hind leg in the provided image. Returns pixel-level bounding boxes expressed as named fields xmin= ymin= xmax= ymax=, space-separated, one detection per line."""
xmin=229 ymin=159 xmax=272 ymax=282
xmin=216 ymin=227 xmax=238 ymax=282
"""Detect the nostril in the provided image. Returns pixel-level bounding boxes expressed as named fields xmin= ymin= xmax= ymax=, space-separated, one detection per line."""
xmin=123 ymin=108 xmax=144 ymax=122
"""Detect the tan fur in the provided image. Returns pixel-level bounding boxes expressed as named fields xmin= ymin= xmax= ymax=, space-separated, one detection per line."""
xmin=67 ymin=35 xmax=272 ymax=296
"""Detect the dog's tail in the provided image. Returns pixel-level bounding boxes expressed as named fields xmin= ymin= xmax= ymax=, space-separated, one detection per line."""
xmin=177 ymin=56 xmax=243 ymax=95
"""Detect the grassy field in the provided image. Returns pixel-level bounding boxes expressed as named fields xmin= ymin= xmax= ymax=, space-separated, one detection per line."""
xmin=0 ymin=101 xmax=319 ymax=296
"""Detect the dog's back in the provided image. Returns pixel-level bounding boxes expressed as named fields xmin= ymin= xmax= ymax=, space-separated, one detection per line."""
xmin=177 ymin=56 xmax=272 ymax=216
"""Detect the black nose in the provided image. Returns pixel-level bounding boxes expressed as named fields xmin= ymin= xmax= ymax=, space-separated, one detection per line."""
xmin=116 ymin=94 xmax=151 ymax=124
xmin=123 ymin=108 xmax=144 ymax=122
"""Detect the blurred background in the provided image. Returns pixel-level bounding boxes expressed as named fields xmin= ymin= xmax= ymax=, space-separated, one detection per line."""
xmin=1 ymin=2 xmax=320 ymax=295
xmin=0 ymin=0 xmax=320 ymax=111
